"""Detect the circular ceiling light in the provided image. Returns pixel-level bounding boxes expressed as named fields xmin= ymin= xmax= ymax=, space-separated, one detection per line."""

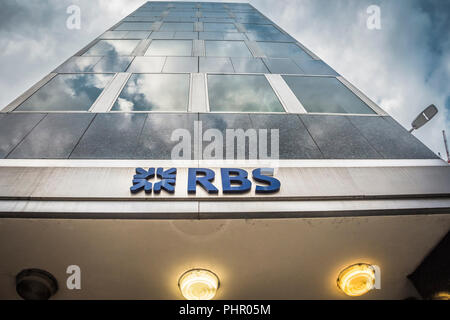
xmin=178 ymin=268 xmax=219 ymax=300
xmin=16 ymin=268 xmax=58 ymax=300
xmin=337 ymin=263 xmax=376 ymax=297
xmin=433 ymin=292 xmax=450 ymax=300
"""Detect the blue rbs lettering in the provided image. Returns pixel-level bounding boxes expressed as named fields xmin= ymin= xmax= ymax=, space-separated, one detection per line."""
xmin=188 ymin=168 xmax=280 ymax=194
xmin=131 ymin=167 xmax=280 ymax=194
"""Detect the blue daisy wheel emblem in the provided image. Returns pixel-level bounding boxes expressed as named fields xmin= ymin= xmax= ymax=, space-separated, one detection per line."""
xmin=130 ymin=168 xmax=176 ymax=194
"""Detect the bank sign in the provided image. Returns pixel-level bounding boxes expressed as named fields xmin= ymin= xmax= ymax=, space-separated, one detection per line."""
xmin=130 ymin=168 xmax=280 ymax=194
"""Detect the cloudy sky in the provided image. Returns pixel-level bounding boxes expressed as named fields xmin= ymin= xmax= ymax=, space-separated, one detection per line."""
xmin=1 ymin=0 xmax=449 ymax=158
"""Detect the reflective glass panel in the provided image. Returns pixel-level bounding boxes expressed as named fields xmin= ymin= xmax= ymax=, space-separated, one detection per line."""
xmin=199 ymin=32 xmax=224 ymax=40
xmin=236 ymin=17 xmax=270 ymax=24
xmin=243 ymin=24 xmax=279 ymax=34
xmin=126 ymin=57 xmax=166 ymax=73
xmin=235 ymin=12 xmax=264 ymax=19
xmin=124 ymin=31 xmax=151 ymax=39
xmin=112 ymin=74 xmax=190 ymax=111
xmin=257 ymin=42 xmax=311 ymax=59
xmin=149 ymin=31 xmax=175 ymax=39
xmin=243 ymin=24 xmax=291 ymax=41
xmin=246 ymin=32 xmax=292 ymax=42
xmin=83 ymin=39 xmax=140 ymax=56
xmin=201 ymin=12 xmax=230 ymax=18
xmin=282 ymin=76 xmax=376 ymax=114
xmin=55 ymin=56 xmax=101 ymax=73
xmin=16 ymin=74 xmax=113 ymax=111
xmin=205 ymin=41 xmax=252 ymax=57
xmin=204 ymin=23 xmax=238 ymax=32
xmin=163 ymin=57 xmax=198 ymax=73
xmin=114 ymin=22 xmax=154 ymax=31
xmin=200 ymin=17 xmax=234 ymax=23
xmin=100 ymin=31 xmax=128 ymax=39
xmin=231 ymin=58 xmax=269 ymax=73
xmin=145 ymin=40 xmax=192 ymax=56
xmin=91 ymin=56 xmax=133 ymax=72
xmin=166 ymin=11 xmax=196 ymax=17
xmin=160 ymin=22 xmax=194 ymax=31
xmin=174 ymin=31 xmax=198 ymax=39
xmin=208 ymin=74 xmax=284 ymax=112
xmin=200 ymin=57 xmax=234 ymax=72
xmin=262 ymin=58 xmax=304 ymax=74
xmin=294 ymin=60 xmax=339 ymax=76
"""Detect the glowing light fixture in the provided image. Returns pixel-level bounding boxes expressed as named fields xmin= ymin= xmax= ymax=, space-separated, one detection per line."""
xmin=178 ymin=268 xmax=219 ymax=300
xmin=337 ymin=263 xmax=376 ymax=297
xmin=433 ymin=292 xmax=450 ymax=300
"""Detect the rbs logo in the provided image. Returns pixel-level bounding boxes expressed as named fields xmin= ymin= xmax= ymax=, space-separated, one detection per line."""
xmin=130 ymin=168 xmax=280 ymax=194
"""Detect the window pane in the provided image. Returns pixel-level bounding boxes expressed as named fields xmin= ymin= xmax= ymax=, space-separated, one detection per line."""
xmin=236 ymin=17 xmax=271 ymax=24
xmin=83 ymin=39 xmax=140 ymax=56
xmin=100 ymin=31 xmax=128 ymax=39
xmin=282 ymin=76 xmax=376 ymax=114
xmin=91 ymin=56 xmax=133 ymax=72
xmin=200 ymin=17 xmax=234 ymax=23
xmin=126 ymin=57 xmax=166 ymax=73
xmin=243 ymin=25 xmax=292 ymax=41
xmin=246 ymin=32 xmax=292 ymax=42
xmin=201 ymin=12 xmax=230 ymax=18
xmin=293 ymin=60 xmax=339 ymax=76
xmin=257 ymin=42 xmax=311 ymax=59
xmin=208 ymin=74 xmax=284 ymax=112
xmin=234 ymin=12 xmax=265 ymax=19
xmin=200 ymin=57 xmax=234 ymax=72
xmin=149 ymin=31 xmax=175 ymax=39
xmin=243 ymin=24 xmax=279 ymax=34
xmin=163 ymin=57 xmax=198 ymax=73
xmin=174 ymin=31 xmax=198 ymax=39
xmin=205 ymin=41 xmax=252 ymax=57
xmin=112 ymin=74 xmax=190 ymax=111
xmin=145 ymin=40 xmax=192 ymax=56
xmin=166 ymin=11 xmax=196 ymax=18
xmin=55 ymin=56 xmax=101 ymax=73
xmin=160 ymin=22 xmax=194 ymax=31
xmin=262 ymin=58 xmax=303 ymax=74
xmin=124 ymin=31 xmax=151 ymax=39
xmin=199 ymin=32 xmax=224 ymax=40
xmin=204 ymin=23 xmax=238 ymax=32
xmin=231 ymin=58 xmax=269 ymax=73
xmin=114 ymin=22 xmax=153 ymax=31
xmin=199 ymin=32 xmax=247 ymax=41
xmin=16 ymin=74 xmax=113 ymax=112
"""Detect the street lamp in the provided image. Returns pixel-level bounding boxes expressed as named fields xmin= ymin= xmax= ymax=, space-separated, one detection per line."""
xmin=409 ymin=104 xmax=438 ymax=133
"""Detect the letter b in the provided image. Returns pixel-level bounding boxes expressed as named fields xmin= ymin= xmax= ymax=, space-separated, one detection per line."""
xmin=221 ymin=168 xmax=252 ymax=194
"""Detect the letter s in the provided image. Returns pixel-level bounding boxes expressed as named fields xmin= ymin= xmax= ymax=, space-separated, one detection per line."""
xmin=252 ymin=168 xmax=280 ymax=194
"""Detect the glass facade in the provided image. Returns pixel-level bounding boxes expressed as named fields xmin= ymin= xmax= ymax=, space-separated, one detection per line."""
xmin=15 ymin=74 xmax=114 ymax=112
xmin=208 ymin=74 xmax=284 ymax=112
xmin=112 ymin=74 xmax=190 ymax=112
xmin=9 ymin=1 xmax=379 ymax=115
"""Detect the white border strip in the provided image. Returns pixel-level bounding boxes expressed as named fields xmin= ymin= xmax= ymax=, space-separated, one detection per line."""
xmin=0 ymin=159 xmax=446 ymax=168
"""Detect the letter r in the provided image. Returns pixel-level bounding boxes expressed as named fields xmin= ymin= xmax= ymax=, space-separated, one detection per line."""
xmin=188 ymin=168 xmax=218 ymax=194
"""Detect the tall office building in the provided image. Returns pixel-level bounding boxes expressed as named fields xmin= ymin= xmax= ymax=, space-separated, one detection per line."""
xmin=0 ymin=1 xmax=449 ymax=300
